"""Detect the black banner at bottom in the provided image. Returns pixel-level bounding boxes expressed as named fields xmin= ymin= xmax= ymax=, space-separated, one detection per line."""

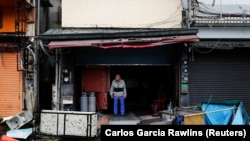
xmin=101 ymin=125 xmax=250 ymax=140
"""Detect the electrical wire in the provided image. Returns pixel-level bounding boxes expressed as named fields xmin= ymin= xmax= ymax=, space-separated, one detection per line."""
xmin=199 ymin=1 xmax=215 ymax=11
xmin=39 ymin=40 xmax=54 ymax=62
xmin=20 ymin=59 xmax=28 ymax=71
xmin=196 ymin=0 xmax=250 ymax=17
xmin=191 ymin=1 xmax=228 ymax=54
xmin=189 ymin=0 xmax=249 ymax=56
xmin=27 ymin=44 xmax=37 ymax=65
xmin=20 ymin=44 xmax=37 ymax=71
xmin=140 ymin=4 xmax=183 ymax=28
xmin=191 ymin=23 xmax=227 ymax=54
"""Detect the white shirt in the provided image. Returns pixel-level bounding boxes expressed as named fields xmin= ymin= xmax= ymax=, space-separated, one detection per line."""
xmin=110 ymin=79 xmax=127 ymax=98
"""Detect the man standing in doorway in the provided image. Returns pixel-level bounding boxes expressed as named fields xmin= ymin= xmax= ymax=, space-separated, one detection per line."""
xmin=110 ymin=74 xmax=127 ymax=116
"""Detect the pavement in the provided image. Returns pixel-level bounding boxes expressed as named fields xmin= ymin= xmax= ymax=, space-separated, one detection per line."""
xmin=108 ymin=112 xmax=141 ymax=125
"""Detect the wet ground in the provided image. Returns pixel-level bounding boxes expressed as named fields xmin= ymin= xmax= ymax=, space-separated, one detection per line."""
xmin=108 ymin=112 xmax=141 ymax=125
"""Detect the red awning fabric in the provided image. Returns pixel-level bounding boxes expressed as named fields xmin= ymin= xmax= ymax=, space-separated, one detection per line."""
xmin=47 ymin=35 xmax=199 ymax=49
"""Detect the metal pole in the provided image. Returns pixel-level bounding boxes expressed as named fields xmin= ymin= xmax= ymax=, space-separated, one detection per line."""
xmin=59 ymin=55 xmax=62 ymax=110
xmin=34 ymin=0 xmax=41 ymax=112
xmin=55 ymin=49 xmax=59 ymax=110
xmin=36 ymin=0 xmax=40 ymax=35
xmin=187 ymin=0 xmax=192 ymax=29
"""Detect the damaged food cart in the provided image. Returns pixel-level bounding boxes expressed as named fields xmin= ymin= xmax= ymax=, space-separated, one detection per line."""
xmin=201 ymin=99 xmax=249 ymax=125
xmin=152 ymin=99 xmax=249 ymax=125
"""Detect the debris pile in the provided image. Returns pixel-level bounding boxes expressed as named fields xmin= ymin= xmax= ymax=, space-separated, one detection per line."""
xmin=0 ymin=110 xmax=34 ymax=141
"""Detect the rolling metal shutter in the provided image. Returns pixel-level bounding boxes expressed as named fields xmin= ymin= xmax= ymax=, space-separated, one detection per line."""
xmin=0 ymin=52 xmax=22 ymax=117
xmin=74 ymin=45 xmax=177 ymax=65
xmin=189 ymin=48 xmax=250 ymax=114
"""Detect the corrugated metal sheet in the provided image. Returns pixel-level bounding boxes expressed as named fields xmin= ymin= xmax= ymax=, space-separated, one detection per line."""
xmin=38 ymin=28 xmax=198 ymax=40
xmin=74 ymin=45 xmax=177 ymax=65
xmin=47 ymin=35 xmax=199 ymax=49
xmin=0 ymin=53 xmax=22 ymax=117
xmin=189 ymin=48 xmax=250 ymax=114
xmin=40 ymin=28 xmax=198 ymax=36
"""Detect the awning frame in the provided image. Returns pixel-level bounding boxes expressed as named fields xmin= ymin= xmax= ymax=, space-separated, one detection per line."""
xmin=37 ymin=28 xmax=199 ymax=49
xmin=48 ymin=35 xmax=199 ymax=49
xmin=37 ymin=28 xmax=199 ymax=40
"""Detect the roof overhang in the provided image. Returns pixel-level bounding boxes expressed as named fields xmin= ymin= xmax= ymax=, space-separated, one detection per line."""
xmin=193 ymin=26 xmax=250 ymax=39
xmin=47 ymin=35 xmax=199 ymax=49
xmin=37 ymin=28 xmax=199 ymax=40
xmin=190 ymin=39 xmax=250 ymax=49
xmin=37 ymin=28 xmax=199 ymax=49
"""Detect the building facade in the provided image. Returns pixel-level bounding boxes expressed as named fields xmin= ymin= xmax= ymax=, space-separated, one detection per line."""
xmin=182 ymin=0 xmax=250 ymax=114
xmin=35 ymin=0 xmax=250 ymax=116
xmin=0 ymin=0 xmax=36 ymax=117
xmin=37 ymin=0 xmax=199 ymax=113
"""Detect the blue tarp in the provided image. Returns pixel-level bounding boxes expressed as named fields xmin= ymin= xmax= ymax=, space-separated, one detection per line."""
xmin=202 ymin=104 xmax=234 ymax=125
xmin=201 ymin=101 xmax=247 ymax=125
xmin=232 ymin=102 xmax=246 ymax=125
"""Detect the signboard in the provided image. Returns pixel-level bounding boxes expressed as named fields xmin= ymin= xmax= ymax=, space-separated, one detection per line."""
xmin=181 ymin=84 xmax=189 ymax=94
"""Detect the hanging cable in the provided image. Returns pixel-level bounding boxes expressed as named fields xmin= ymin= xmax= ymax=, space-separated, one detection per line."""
xmin=191 ymin=23 xmax=227 ymax=54
xmin=20 ymin=44 xmax=37 ymax=71
xmin=196 ymin=0 xmax=250 ymax=17
xmin=39 ymin=40 xmax=54 ymax=63
xmin=20 ymin=59 xmax=28 ymax=71
xmin=141 ymin=4 xmax=182 ymax=28
xmin=26 ymin=44 xmax=37 ymax=65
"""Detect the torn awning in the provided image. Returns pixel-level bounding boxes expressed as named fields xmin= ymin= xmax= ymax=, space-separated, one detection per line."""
xmin=48 ymin=35 xmax=199 ymax=49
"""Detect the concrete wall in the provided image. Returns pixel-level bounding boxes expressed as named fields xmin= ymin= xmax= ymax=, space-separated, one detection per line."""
xmin=61 ymin=0 xmax=182 ymax=28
